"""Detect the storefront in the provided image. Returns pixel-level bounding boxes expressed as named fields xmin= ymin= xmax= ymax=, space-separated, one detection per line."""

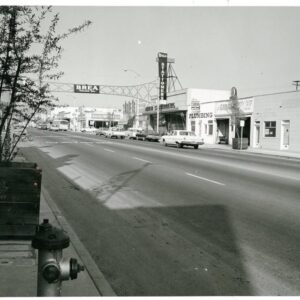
xmin=252 ymin=91 xmax=300 ymax=152
xmin=51 ymin=106 xmax=124 ymax=131
xmin=213 ymin=97 xmax=254 ymax=145
xmin=143 ymin=90 xmax=188 ymax=134
xmin=143 ymin=88 xmax=230 ymax=136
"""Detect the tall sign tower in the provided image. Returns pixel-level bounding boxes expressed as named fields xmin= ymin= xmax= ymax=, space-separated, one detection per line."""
xmin=157 ymin=52 xmax=183 ymax=101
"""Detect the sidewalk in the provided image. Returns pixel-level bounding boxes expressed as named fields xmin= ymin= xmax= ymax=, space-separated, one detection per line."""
xmin=201 ymin=143 xmax=300 ymax=160
xmin=0 ymin=189 xmax=115 ymax=297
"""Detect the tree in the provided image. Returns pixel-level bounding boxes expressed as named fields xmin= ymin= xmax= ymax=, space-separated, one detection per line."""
xmin=0 ymin=6 xmax=91 ymax=161
xmin=229 ymin=86 xmax=243 ymax=138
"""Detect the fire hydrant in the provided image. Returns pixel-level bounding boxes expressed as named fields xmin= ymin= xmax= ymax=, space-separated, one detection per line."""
xmin=32 ymin=219 xmax=84 ymax=296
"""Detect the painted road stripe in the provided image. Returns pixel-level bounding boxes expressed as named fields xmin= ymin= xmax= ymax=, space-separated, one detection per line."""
xmin=185 ymin=172 xmax=225 ymax=186
xmin=132 ymin=157 xmax=152 ymax=163
xmin=103 ymin=148 xmax=115 ymax=153
xmin=45 ymin=141 xmax=58 ymax=144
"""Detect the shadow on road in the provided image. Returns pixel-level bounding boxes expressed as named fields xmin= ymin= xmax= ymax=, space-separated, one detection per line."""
xmin=91 ymin=163 xmax=151 ymax=203
xmin=79 ymin=204 xmax=253 ymax=296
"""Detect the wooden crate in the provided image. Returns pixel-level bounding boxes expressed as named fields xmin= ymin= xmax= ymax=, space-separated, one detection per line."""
xmin=0 ymin=162 xmax=41 ymax=239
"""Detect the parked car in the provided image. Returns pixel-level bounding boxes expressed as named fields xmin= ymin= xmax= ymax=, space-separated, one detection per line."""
xmin=13 ymin=127 xmax=28 ymax=139
xmin=160 ymin=130 xmax=204 ymax=149
xmin=81 ymin=127 xmax=97 ymax=134
xmin=136 ymin=132 xmax=147 ymax=141
xmin=146 ymin=133 xmax=161 ymax=142
xmin=96 ymin=129 xmax=108 ymax=136
xmin=105 ymin=127 xmax=126 ymax=139
xmin=127 ymin=128 xmax=143 ymax=140
xmin=37 ymin=123 xmax=48 ymax=130
xmin=49 ymin=123 xmax=59 ymax=131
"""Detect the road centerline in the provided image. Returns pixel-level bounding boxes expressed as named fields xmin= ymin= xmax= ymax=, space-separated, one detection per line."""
xmin=103 ymin=148 xmax=115 ymax=153
xmin=185 ymin=172 xmax=225 ymax=186
xmin=132 ymin=157 xmax=152 ymax=163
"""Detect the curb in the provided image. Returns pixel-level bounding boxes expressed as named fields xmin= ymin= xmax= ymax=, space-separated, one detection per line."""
xmin=201 ymin=146 xmax=300 ymax=161
xmin=41 ymin=188 xmax=117 ymax=296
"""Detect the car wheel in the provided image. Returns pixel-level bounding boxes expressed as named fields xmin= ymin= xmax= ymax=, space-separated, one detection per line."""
xmin=163 ymin=139 xmax=168 ymax=147
xmin=194 ymin=145 xmax=199 ymax=149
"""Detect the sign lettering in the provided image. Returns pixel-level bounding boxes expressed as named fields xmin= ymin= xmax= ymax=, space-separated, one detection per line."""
xmin=74 ymin=84 xmax=100 ymax=94
xmin=158 ymin=52 xmax=168 ymax=100
xmin=191 ymin=99 xmax=200 ymax=112
xmin=189 ymin=112 xmax=213 ymax=119
xmin=145 ymin=102 xmax=176 ymax=112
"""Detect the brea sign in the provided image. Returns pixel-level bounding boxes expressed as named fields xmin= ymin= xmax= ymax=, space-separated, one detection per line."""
xmin=74 ymin=84 xmax=100 ymax=94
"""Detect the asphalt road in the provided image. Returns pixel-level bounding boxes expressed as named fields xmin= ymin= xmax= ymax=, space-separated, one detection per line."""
xmin=21 ymin=128 xmax=300 ymax=296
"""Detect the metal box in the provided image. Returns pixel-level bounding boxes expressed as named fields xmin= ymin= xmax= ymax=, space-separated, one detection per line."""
xmin=0 ymin=162 xmax=41 ymax=239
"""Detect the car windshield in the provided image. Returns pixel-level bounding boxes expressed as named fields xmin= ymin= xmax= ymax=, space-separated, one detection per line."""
xmin=179 ymin=131 xmax=189 ymax=136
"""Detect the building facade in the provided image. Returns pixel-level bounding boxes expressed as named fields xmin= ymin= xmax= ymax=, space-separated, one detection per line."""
xmin=252 ymin=91 xmax=300 ymax=152
xmin=49 ymin=106 xmax=124 ymax=131
xmin=143 ymin=88 xmax=231 ymax=138
xmin=143 ymin=87 xmax=300 ymax=153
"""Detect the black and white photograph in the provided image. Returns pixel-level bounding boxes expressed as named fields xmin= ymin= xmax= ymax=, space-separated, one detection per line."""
xmin=1 ymin=0 xmax=300 ymax=297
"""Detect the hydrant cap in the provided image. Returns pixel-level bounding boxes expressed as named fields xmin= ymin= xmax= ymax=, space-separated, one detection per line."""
xmin=32 ymin=220 xmax=70 ymax=250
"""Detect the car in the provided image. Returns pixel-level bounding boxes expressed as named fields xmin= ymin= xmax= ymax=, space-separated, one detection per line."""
xmin=127 ymin=128 xmax=143 ymax=140
xmin=136 ymin=132 xmax=147 ymax=141
xmin=146 ymin=133 xmax=161 ymax=142
xmin=13 ymin=127 xmax=28 ymax=138
xmin=96 ymin=129 xmax=108 ymax=136
xmin=105 ymin=127 xmax=126 ymax=139
xmin=81 ymin=127 xmax=97 ymax=134
xmin=160 ymin=130 xmax=204 ymax=149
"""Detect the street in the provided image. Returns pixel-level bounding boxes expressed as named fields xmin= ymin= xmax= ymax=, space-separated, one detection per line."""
xmin=21 ymin=128 xmax=300 ymax=296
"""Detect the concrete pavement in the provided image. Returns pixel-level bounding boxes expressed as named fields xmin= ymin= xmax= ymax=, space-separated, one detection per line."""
xmin=0 ymin=187 xmax=115 ymax=297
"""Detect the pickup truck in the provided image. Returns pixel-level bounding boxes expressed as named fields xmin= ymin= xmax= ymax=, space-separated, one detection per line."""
xmin=105 ymin=127 xmax=126 ymax=139
xmin=127 ymin=128 xmax=143 ymax=140
xmin=160 ymin=130 xmax=204 ymax=149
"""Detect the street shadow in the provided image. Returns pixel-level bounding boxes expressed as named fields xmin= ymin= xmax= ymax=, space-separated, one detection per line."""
xmin=91 ymin=163 xmax=151 ymax=203
xmin=54 ymin=154 xmax=79 ymax=166
xmin=51 ymin=190 xmax=253 ymax=295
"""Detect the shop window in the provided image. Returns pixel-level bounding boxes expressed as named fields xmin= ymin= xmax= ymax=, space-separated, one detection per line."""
xmin=264 ymin=121 xmax=276 ymax=137
xmin=205 ymin=124 xmax=207 ymax=135
xmin=191 ymin=120 xmax=195 ymax=132
xmin=208 ymin=120 xmax=213 ymax=135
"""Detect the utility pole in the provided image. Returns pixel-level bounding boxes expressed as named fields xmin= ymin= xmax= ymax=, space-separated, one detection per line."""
xmin=292 ymin=80 xmax=300 ymax=91
xmin=156 ymin=77 xmax=160 ymax=133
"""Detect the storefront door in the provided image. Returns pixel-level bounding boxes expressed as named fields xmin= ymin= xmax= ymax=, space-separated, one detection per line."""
xmin=254 ymin=121 xmax=260 ymax=148
xmin=281 ymin=120 xmax=290 ymax=149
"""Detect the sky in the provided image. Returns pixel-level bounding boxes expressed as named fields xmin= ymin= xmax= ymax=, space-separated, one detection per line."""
xmin=7 ymin=2 xmax=300 ymax=108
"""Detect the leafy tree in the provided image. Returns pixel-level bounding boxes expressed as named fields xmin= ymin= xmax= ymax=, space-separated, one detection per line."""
xmin=229 ymin=87 xmax=243 ymax=138
xmin=0 ymin=6 xmax=91 ymax=161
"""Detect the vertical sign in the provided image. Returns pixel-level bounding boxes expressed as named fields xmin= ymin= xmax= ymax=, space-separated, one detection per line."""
xmin=158 ymin=52 xmax=168 ymax=100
